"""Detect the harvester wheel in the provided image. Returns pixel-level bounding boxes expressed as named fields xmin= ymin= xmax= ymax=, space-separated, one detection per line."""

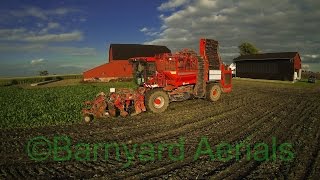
xmin=83 ymin=114 xmax=93 ymax=123
xmin=206 ymin=83 xmax=221 ymax=102
xmin=145 ymin=89 xmax=169 ymax=113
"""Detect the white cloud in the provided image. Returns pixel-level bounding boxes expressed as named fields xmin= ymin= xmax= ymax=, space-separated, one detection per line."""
xmin=143 ymin=0 xmax=320 ymax=65
xmin=53 ymin=8 xmax=75 ymax=15
xmin=158 ymin=0 xmax=191 ymax=11
xmin=198 ymin=0 xmax=217 ymax=8
xmin=140 ymin=27 xmax=149 ymax=32
xmin=140 ymin=27 xmax=159 ymax=37
xmin=50 ymin=47 xmax=97 ymax=56
xmin=30 ymin=58 xmax=45 ymax=65
xmin=0 ymin=43 xmax=46 ymax=52
xmin=0 ymin=14 xmax=82 ymax=43
xmin=56 ymin=61 xmax=103 ymax=73
xmin=0 ymin=28 xmax=29 ymax=41
xmin=39 ymin=22 xmax=61 ymax=34
xmin=0 ymin=43 xmax=96 ymax=58
xmin=25 ymin=7 xmax=47 ymax=19
xmin=304 ymin=54 xmax=319 ymax=59
xmin=9 ymin=6 xmax=79 ymax=20
xmin=47 ymin=22 xmax=60 ymax=29
xmin=0 ymin=18 xmax=82 ymax=43
xmin=59 ymin=64 xmax=87 ymax=69
xmin=23 ymin=31 xmax=83 ymax=42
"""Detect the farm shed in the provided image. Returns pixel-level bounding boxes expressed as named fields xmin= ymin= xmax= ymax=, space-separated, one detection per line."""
xmin=83 ymin=44 xmax=171 ymax=81
xmin=233 ymin=52 xmax=302 ymax=81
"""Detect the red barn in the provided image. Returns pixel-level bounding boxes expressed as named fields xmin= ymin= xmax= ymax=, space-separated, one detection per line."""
xmin=83 ymin=44 xmax=171 ymax=81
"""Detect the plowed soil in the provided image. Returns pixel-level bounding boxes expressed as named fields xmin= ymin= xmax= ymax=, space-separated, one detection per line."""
xmin=1 ymin=80 xmax=320 ymax=179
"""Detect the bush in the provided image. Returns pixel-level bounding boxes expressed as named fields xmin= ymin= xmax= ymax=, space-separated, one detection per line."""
xmin=44 ymin=77 xmax=53 ymax=81
xmin=55 ymin=76 xmax=63 ymax=80
xmin=11 ymin=80 xmax=18 ymax=85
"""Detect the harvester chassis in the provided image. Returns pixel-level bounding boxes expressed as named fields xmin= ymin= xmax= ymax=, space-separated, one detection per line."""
xmin=82 ymin=81 xmax=222 ymax=122
xmin=82 ymin=38 xmax=231 ymax=122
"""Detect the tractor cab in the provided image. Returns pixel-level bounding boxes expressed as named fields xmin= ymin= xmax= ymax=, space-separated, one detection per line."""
xmin=129 ymin=57 xmax=156 ymax=85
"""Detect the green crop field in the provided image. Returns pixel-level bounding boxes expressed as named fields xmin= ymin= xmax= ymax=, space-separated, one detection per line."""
xmin=0 ymin=81 xmax=137 ymax=129
xmin=1 ymin=78 xmax=318 ymax=129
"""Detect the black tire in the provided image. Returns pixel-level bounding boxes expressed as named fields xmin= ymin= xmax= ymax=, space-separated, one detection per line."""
xmin=206 ymin=83 xmax=221 ymax=102
xmin=83 ymin=114 xmax=93 ymax=123
xmin=145 ymin=89 xmax=169 ymax=113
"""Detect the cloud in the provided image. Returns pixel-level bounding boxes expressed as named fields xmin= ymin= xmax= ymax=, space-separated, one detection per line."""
xmin=0 ymin=43 xmax=47 ymax=52
xmin=0 ymin=61 xmax=96 ymax=77
xmin=50 ymin=47 xmax=97 ymax=56
xmin=140 ymin=27 xmax=149 ymax=32
xmin=304 ymin=54 xmax=319 ymax=59
xmin=0 ymin=28 xmax=29 ymax=41
xmin=140 ymin=27 xmax=160 ymax=37
xmin=0 ymin=43 xmax=96 ymax=57
xmin=0 ymin=27 xmax=82 ymax=43
xmin=17 ymin=7 xmax=47 ymax=19
xmin=301 ymin=54 xmax=320 ymax=64
xmin=39 ymin=22 xmax=61 ymax=34
xmin=59 ymin=64 xmax=88 ymax=69
xmin=53 ymin=7 xmax=77 ymax=15
xmin=143 ymin=0 xmax=320 ymax=66
xmin=24 ymin=31 xmax=83 ymax=42
xmin=8 ymin=6 xmax=79 ymax=20
xmin=158 ymin=0 xmax=191 ymax=11
xmin=0 ymin=6 xmax=93 ymax=76
xmin=30 ymin=58 xmax=45 ymax=65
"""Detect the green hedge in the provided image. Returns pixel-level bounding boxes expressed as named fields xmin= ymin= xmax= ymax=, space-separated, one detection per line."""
xmin=0 ymin=74 xmax=83 ymax=86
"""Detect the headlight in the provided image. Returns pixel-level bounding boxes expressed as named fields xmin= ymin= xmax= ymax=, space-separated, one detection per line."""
xmin=110 ymin=88 xmax=116 ymax=93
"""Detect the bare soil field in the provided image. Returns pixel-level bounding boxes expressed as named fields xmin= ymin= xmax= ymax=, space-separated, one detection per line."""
xmin=1 ymin=80 xmax=320 ymax=179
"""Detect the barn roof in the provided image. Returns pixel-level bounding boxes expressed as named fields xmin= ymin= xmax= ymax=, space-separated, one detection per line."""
xmin=234 ymin=52 xmax=299 ymax=62
xmin=110 ymin=44 xmax=171 ymax=60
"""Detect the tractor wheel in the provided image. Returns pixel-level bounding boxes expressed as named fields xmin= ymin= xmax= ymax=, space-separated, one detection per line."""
xmin=145 ymin=89 xmax=169 ymax=113
xmin=83 ymin=114 xmax=93 ymax=123
xmin=206 ymin=83 xmax=221 ymax=102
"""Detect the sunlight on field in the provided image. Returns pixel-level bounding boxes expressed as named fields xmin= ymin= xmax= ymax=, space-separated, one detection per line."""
xmin=0 ymin=81 xmax=137 ymax=129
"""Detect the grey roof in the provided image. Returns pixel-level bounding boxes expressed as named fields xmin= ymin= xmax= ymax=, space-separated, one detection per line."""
xmin=234 ymin=52 xmax=299 ymax=62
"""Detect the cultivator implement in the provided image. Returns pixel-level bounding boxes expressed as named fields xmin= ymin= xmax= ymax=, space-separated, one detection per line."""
xmin=82 ymin=87 xmax=146 ymax=122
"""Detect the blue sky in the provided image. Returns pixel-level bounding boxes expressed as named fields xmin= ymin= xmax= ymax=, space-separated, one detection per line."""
xmin=0 ymin=0 xmax=164 ymax=76
xmin=0 ymin=0 xmax=319 ymax=77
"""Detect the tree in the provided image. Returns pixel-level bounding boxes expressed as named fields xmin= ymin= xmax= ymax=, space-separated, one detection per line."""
xmin=238 ymin=42 xmax=259 ymax=55
xmin=39 ymin=70 xmax=49 ymax=76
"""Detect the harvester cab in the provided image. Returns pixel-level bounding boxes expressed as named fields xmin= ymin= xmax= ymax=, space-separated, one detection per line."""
xmin=82 ymin=38 xmax=232 ymax=122
xmin=129 ymin=57 xmax=156 ymax=85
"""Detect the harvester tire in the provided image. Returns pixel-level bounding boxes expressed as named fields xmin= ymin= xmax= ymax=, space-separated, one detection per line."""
xmin=206 ymin=83 xmax=221 ymax=102
xmin=145 ymin=89 xmax=169 ymax=113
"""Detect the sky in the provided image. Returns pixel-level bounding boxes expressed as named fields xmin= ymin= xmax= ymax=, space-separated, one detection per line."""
xmin=0 ymin=0 xmax=319 ymax=77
